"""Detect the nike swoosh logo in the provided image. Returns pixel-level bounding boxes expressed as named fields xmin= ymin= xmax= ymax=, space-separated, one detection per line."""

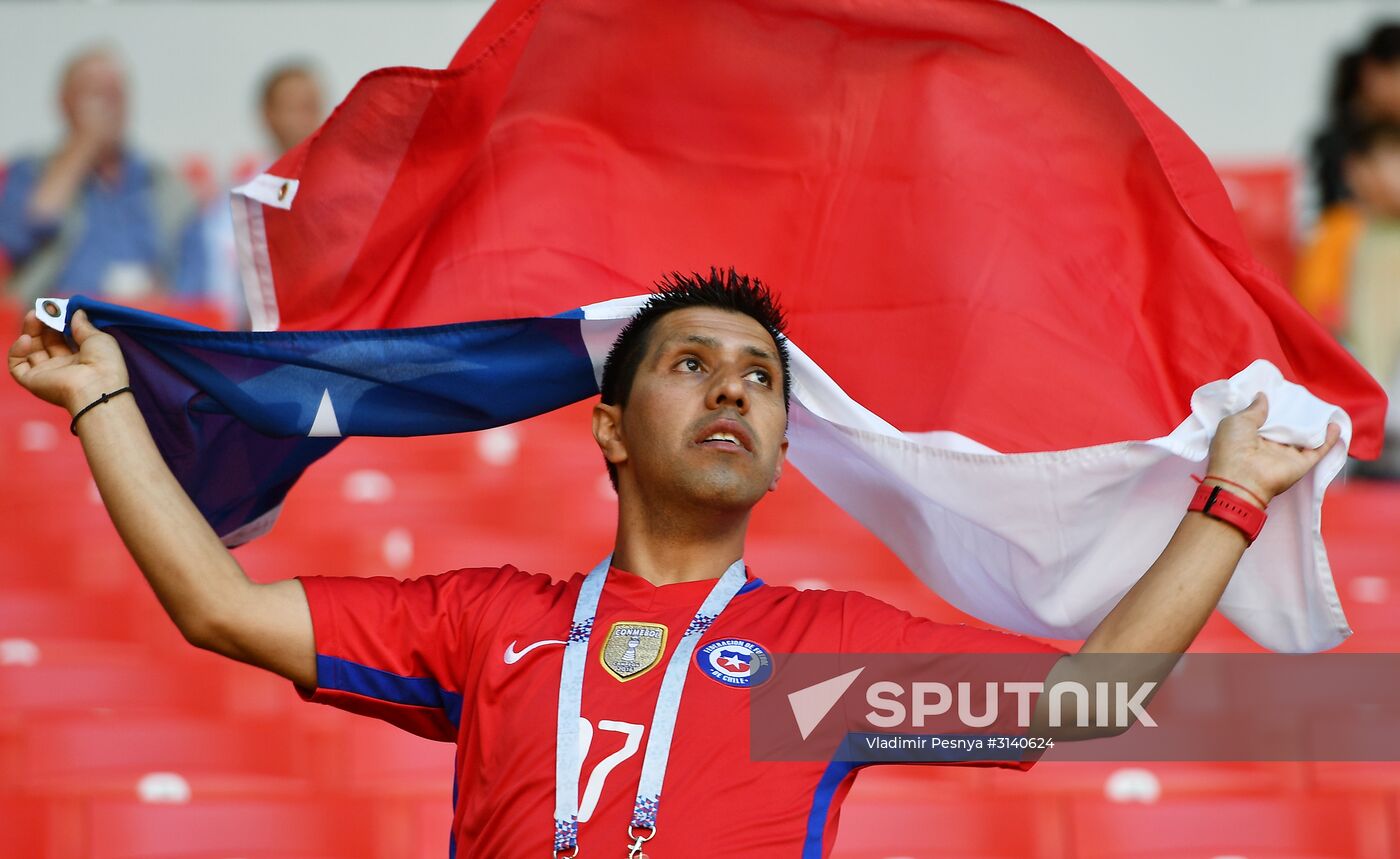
xmin=504 ymin=638 xmax=567 ymax=665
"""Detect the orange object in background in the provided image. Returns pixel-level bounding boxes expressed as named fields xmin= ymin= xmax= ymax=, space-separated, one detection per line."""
xmin=1294 ymin=203 xmax=1366 ymax=333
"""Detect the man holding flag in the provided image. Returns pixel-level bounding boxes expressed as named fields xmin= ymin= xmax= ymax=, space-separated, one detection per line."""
xmin=8 ymin=267 xmax=1341 ymax=856
xmin=4 ymin=0 xmax=1389 ymax=854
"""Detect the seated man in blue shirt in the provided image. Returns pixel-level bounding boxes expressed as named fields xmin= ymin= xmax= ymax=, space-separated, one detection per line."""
xmin=0 ymin=46 xmax=193 ymax=303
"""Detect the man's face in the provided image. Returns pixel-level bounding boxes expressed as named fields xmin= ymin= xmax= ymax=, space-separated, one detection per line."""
xmin=1362 ymin=59 xmax=1400 ymax=121
xmin=1348 ymin=141 xmax=1400 ymax=218
xmin=60 ymin=53 xmax=127 ymax=146
xmin=263 ymin=73 xmax=324 ymax=156
xmin=595 ymin=307 xmax=789 ymax=511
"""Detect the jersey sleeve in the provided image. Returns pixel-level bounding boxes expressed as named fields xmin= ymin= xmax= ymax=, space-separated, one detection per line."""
xmin=293 ymin=565 xmax=526 ymax=742
xmin=839 ymin=591 xmax=1067 ymax=771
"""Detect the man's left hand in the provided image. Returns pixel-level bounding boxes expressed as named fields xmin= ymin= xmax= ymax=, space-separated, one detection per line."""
xmin=1204 ymin=392 xmax=1342 ymax=508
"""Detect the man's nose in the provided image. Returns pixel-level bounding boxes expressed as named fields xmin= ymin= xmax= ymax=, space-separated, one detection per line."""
xmin=706 ymin=368 xmax=748 ymax=413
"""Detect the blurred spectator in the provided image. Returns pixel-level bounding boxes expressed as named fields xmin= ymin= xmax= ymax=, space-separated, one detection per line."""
xmin=260 ymin=62 xmax=325 ymax=157
xmin=0 ymin=165 xmax=10 ymax=292
xmin=1340 ymin=121 xmax=1400 ymax=390
xmin=1299 ymin=120 xmax=1400 ymax=478
xmin=1298 ymin=23 xmax=1400 ymax=478
xmin=1308 ymin=23 xmax=1400 ymax=212
xmin=176 ymin=60 xmax=325 ymax=329
xmin=0 ymin=45 xmax=195 ymax=303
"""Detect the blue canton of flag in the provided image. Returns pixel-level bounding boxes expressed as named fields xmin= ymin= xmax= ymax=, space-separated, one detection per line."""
xmin=37 ymin=296 xmax=600 ymax=545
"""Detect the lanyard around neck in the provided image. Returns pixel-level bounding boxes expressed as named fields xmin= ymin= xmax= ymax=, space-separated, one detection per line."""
xmin=553 ymin=554 xmax=748 ymax=858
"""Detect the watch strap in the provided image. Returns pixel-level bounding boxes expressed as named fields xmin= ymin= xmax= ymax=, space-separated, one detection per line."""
xmin=1188 ymin=480 xmax=1266 ymax=543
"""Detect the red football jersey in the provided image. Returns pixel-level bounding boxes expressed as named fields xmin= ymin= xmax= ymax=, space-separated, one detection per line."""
xmin=295 ymin=564 xmax=1064 ymax=857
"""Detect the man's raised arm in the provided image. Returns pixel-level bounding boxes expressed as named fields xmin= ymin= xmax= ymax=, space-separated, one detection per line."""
xmin=7 ymin=307 xmax=316 ymax=689
xmin=1031 ymin=393 xmax=1342 ymax=741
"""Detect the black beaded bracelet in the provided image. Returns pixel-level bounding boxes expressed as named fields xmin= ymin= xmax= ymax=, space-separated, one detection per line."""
xmin=70 ymin=386 xmax=133 ymax=435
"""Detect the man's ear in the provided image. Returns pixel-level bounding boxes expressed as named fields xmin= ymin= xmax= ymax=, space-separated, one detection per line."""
xmin=768 ymin=435 xmax=789 ymax=492
xmin=592 ymin=401 xmax=628 ymax=470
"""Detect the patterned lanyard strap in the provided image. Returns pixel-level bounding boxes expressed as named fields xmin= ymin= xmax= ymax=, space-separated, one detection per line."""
xmin=553 ymin=554 xmax=747 ymax=858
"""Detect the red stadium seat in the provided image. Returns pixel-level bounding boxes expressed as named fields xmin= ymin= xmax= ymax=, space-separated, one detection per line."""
xmin=830 ymin=791 xmax=1063 ymax=859
xmin=399 ymin=796 xmax=456 ymax=859
xmin=1002 ymin=761 xmax=1304 ymax=799
xmin=1214 ymin=161 xmax=1297 ymax=283
xmin=0 ymin=589 xmax=137 ymax=641
xmin=8 ymin=713 xmax=310 ymax=797
xmin=1067 ymin=795 xmax=1388 ymax=859
xmin=843 ymin=763 xmax=998 ymax=800
xmin=1300 ymin=706 xmax=1400 ymax=794
xmin=0 ymin=476 xmax=136 ymax=596
xmin=1321 ymin=480 xmax=1400 ymax=540
xmin=308 ymin=721 xmax=456 ymax=859
xmin=0 ymin=793 xmax=45 ymax=859
xmin=328 ymin=718 xmax=455 ymax=796
xmin=1309 ymin=761 xmax=1400 ymax=793
xmin=77 ymin=797 xmax=374 ymax=859
xmin=1328 ymin=546 xmax=1400 ymax=652
xmin=0 ymin=643 xmax=220 ymax=716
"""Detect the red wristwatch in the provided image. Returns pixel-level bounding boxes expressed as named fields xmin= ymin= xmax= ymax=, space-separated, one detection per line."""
xmin=1188 ymin=481 xmax=1267 ymax=544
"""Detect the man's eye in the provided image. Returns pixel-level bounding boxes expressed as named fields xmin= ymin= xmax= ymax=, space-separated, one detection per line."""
xmin=677 ymin=357 xmax=703 ymax=373
xmin=746 ymin=369 xmax=772 ymax=387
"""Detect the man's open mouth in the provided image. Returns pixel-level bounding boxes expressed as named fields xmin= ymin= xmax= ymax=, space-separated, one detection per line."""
xmin=694 ymin=419 xmax=753 ymax=452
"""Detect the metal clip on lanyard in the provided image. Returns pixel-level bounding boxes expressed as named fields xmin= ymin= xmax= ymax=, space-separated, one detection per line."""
xmin=553 ymin=554 xmax=747 ymax=857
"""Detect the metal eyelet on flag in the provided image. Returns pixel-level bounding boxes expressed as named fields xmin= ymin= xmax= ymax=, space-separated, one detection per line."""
xmin=554 ymin=846 xmax=579 ymax=859
xmin=277 ymin=181 xmax=290 ymax=202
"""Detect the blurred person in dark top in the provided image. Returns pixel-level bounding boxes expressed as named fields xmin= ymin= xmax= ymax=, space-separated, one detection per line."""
xmin=0 ymin=46 xmax=194 ymax=304
xmin=1298 ymin=25 xmax=1400 ymax=342
xmin=1309 ymin=23 xmax=1400 ymax=212
xmin=176 ymin=61 xmax=326 ymax=329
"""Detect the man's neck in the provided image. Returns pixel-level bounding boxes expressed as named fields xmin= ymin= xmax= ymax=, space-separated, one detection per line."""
xmin=610 ymin=491 xmax=750 ymax=586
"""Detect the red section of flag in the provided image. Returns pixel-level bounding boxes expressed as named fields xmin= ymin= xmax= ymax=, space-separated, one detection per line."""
xmin=252 ymin=0 xmax=1387 ymax=458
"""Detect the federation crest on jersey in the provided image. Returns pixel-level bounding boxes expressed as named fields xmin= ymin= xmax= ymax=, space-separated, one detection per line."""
xmin=696 ymin=638 xmax=772 ymax=688
xmin=600 ymin=621 xmax=668 ymax=681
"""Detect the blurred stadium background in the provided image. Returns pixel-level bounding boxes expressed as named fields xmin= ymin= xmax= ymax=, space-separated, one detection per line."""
xmin=3 ymin=1 xmax=1400 ymax=857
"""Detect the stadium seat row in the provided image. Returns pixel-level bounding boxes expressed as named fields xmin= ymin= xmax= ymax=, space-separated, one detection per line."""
xmin=4 ymin=787 xmax=1400 ymax=859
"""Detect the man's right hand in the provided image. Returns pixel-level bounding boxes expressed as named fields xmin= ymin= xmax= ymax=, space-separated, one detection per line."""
xmin=8 ymin=307 xmax=129 ymax=415
xmin=7 ymin=304 xmax=318 ymax=690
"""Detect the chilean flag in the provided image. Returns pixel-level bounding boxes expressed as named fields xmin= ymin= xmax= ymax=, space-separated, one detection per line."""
xmin=717 ymin=651 xmax=753 ymax=676
xmin=41 ymin=0 xmax=1385 ymax=652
